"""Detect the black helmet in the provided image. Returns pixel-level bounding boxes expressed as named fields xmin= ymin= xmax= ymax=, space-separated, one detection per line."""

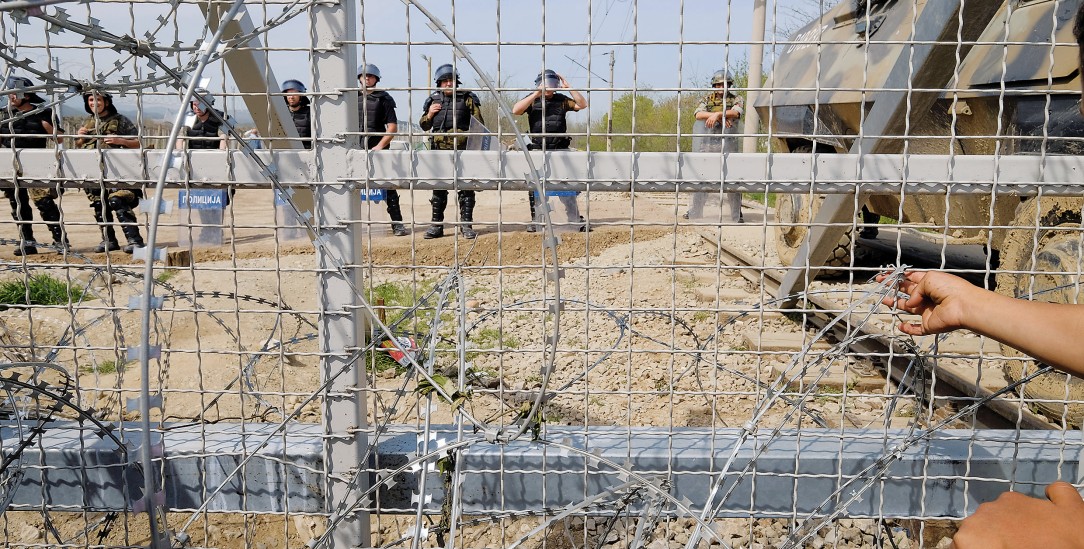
xmin=434 ymin=64 xmax=459 ymax=85
xmin=358 ymin=63 xmax=381 ymax=81
xmin=82 ymin=89 xmax=117 ymax=116
xmin=280 ymin=79 xmax=307 ymax=93
xmin=710 ymin=69 xmax=734 ymax=87
xmin=4 ymin=76 xmax=45 ymax=103
xmin=534 ymin=69 xmax=560 ymax=88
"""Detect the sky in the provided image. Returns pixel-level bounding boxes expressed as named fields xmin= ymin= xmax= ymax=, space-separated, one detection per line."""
xmin=2 ymin=0 xmax=832 ymax=124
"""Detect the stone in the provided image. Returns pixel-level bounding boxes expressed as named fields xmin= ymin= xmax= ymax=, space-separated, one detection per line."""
xmin=17 ymin=523 xmax=41 ymax=541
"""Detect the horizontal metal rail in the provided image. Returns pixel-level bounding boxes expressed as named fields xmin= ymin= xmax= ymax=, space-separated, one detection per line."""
xmin=1 ymin=150 xmax=1084 ymax=194
xmin=4 ymin=422 xmax=1077 ymax=518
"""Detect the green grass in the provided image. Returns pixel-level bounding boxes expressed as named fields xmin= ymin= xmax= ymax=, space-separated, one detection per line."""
xmin=465 ymin=328 xmax=520 ymax=361
xmin=364 ymin=349 xmax=404 ymax=375
xmin=691 ymin=310 xmax=713 ymax=322
xmin=369 ymin=280 xmax=438 ymax=330
xmin=84 ymin=359 xmax=126 ymax=375
xmin=0 ymin=274 xmax=87 ymax=308
xmin=743 ymin=192 xmax=776 ymax=208
xmin=155 ymin=269 xmax=180 ymax=283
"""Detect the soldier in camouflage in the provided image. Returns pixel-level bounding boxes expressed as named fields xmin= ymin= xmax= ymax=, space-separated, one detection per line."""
xmin=75 ymin=90 xmax=145 ymax=254
xmin=419 ymin=64 xmax=483 ymax=239
xmin=0 ymin=76 xmax=67 ymax=256
xmin=687 ymin=69 xmax=743 ymax=223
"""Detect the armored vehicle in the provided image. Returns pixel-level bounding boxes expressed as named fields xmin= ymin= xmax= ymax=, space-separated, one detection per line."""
xmin=755 ymin=0 xmax=1084 ymax=424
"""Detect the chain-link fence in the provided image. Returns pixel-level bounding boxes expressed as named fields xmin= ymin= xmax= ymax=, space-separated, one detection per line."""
xmin=0 ymin=0 xmax=1082 ymax=547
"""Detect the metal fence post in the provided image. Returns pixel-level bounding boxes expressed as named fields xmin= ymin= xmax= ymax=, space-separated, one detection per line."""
xmin=310 ymin=0 xmax=365 ymax=547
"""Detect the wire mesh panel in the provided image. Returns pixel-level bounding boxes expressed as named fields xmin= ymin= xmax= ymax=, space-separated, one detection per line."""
xmin=0 ymin=0 xmax=1082 ymax=547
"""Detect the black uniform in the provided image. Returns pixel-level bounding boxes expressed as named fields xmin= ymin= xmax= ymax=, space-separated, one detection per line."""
xmin=289 ymin=98 xmax=312 ymax=149
xmin=0 ymin=104 xmax=65 ymax=252
xmin=359 ymin=90 xmax=404 ymax=232
xmin=186 ymin=109 xmax=226 ymax=150
xmin=522 ymin=93 xmax=579 ymax=227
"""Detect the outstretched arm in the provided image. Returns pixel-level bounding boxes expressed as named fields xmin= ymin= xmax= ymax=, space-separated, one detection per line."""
xmin=877 ymin=270 xmax=1084 ymax=378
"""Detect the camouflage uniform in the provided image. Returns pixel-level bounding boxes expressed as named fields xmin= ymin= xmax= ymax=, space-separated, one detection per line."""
xmin=688 ymin=91 xmax=743 ymax=222
xmin=0 ymin=104 xmax=66 ymax=252
xmin=419 ymin=89 xmax=484 ymax=238
xmin=77 ymin=112 xmax=145 ymax=252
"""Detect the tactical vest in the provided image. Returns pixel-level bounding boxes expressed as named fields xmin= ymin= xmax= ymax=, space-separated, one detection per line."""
xmin=359 ymin=91 xmax=394 ymax=150
xmin=527 ymin=94 xmax=572 ymax=149
xmin=697 ymin=92 xmax=741 ymax=153
xmin=428 ymin=91 xmax=474 ymax=133
xmin=0 ymin=107 xmax=52 ymax=149
xmin=702 ymin=92 xmax=738 ymax=114
xmin=78 ymin=114 xmax=135 ymax=149
xmin=290 ymin=104 xmax=312 ymax=149
xmin=187 ymin=110 xmax=224 ymax=149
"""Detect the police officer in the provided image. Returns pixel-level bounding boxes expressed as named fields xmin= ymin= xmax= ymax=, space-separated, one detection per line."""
xmin=512 ymin=69 xmax=589 ymax=232
xmin=74 ymin=90 xmax=145 ymax=253
xmin=687 ymin=69 xmax=743 ymax=222
xmin=0 ymin=76 xmax=67 ymax=255
xmin=419 ymin=64 xmax=483 ymax=239
xmin=185 ymin=87 xmax=227 ymax=150
xmin=281 ymin=80 xmax=311 ymax=149
xmin=184 ymin=88 xmax=233 ymax=241
xmin=358 ymin=64 xmax=407 ymax=236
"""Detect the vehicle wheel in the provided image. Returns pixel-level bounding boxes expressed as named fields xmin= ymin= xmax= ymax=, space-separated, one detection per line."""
xmin=773 ymin=147 xmax=854 ymax=273
xmin=996 ymin=196 xmax=1084 ymax=426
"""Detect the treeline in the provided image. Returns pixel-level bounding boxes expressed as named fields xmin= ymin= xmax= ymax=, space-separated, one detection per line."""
xmin=584 ymin=69 xmax=753 ymax=152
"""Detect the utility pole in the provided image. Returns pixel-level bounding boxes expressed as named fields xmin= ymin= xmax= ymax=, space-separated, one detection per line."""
xmin=605 ymin=50 xmax=615 ymax=152
xmin=744 ymin=0 xmax=766 ymax=153
xmin=421 ymin=54 xmax=432 ymax=88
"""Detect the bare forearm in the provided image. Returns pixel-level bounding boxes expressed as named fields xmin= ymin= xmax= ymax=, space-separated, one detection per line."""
xmin=569 ymin=89 xmax=587 ymax=109
xmin=963 ymin=290 xmax=1084 ymax=378
xmin=512 ymin=92 xmax=540 ymax=115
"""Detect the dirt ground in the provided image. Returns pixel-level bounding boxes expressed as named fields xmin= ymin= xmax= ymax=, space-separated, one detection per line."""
xmin=0 ymin=188 xmax=947 ymax=548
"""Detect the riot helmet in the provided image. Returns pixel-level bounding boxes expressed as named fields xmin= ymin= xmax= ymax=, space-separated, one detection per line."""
xmin=434 ymin=64 xmax=459 ymax=85
xmin=534 ymin=69 xmax=560 ymax=89
xmin=358 ymin=64 xmax=381 ymax=81
xmin=4 ymin=76 xmax=45 ymax=103
xmin=190 ymin=87 xmax=214 ymax=111
xmin=281 ymin=79 xmax=307 ymax=93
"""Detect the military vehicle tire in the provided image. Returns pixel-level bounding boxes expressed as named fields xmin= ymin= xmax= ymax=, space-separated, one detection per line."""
xmin=773 ymin=146 xmax=853 ymax=272
xmin=996 ymin=196 xmax=1084 ymax=426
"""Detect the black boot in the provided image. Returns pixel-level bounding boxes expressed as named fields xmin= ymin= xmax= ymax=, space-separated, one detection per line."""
xmin=424 ymin=191 xmax=447 ymax=239
xmin=7 ymin=188 xmax=37 ymax=255
xmin=90 ymin=199 xmax=121 ymax=253
xmin=459 ymin=191 xmax=477 ymax=240
xmin=526 ymin=191 xmax=537 ymax=232
xmin=36 ymin=197 xmax=68 ymax=251
xmin=112 ymin=207 xmax=144 ymax=254
xmin=386 ymin=190 xmax=408 ymax=236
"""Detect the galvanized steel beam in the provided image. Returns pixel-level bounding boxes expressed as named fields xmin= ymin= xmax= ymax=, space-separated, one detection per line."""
xmin=5 ymin=423 xmax=1079 ymax=519
xmin=2 ymin=150 xmax=1084 ymax=193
